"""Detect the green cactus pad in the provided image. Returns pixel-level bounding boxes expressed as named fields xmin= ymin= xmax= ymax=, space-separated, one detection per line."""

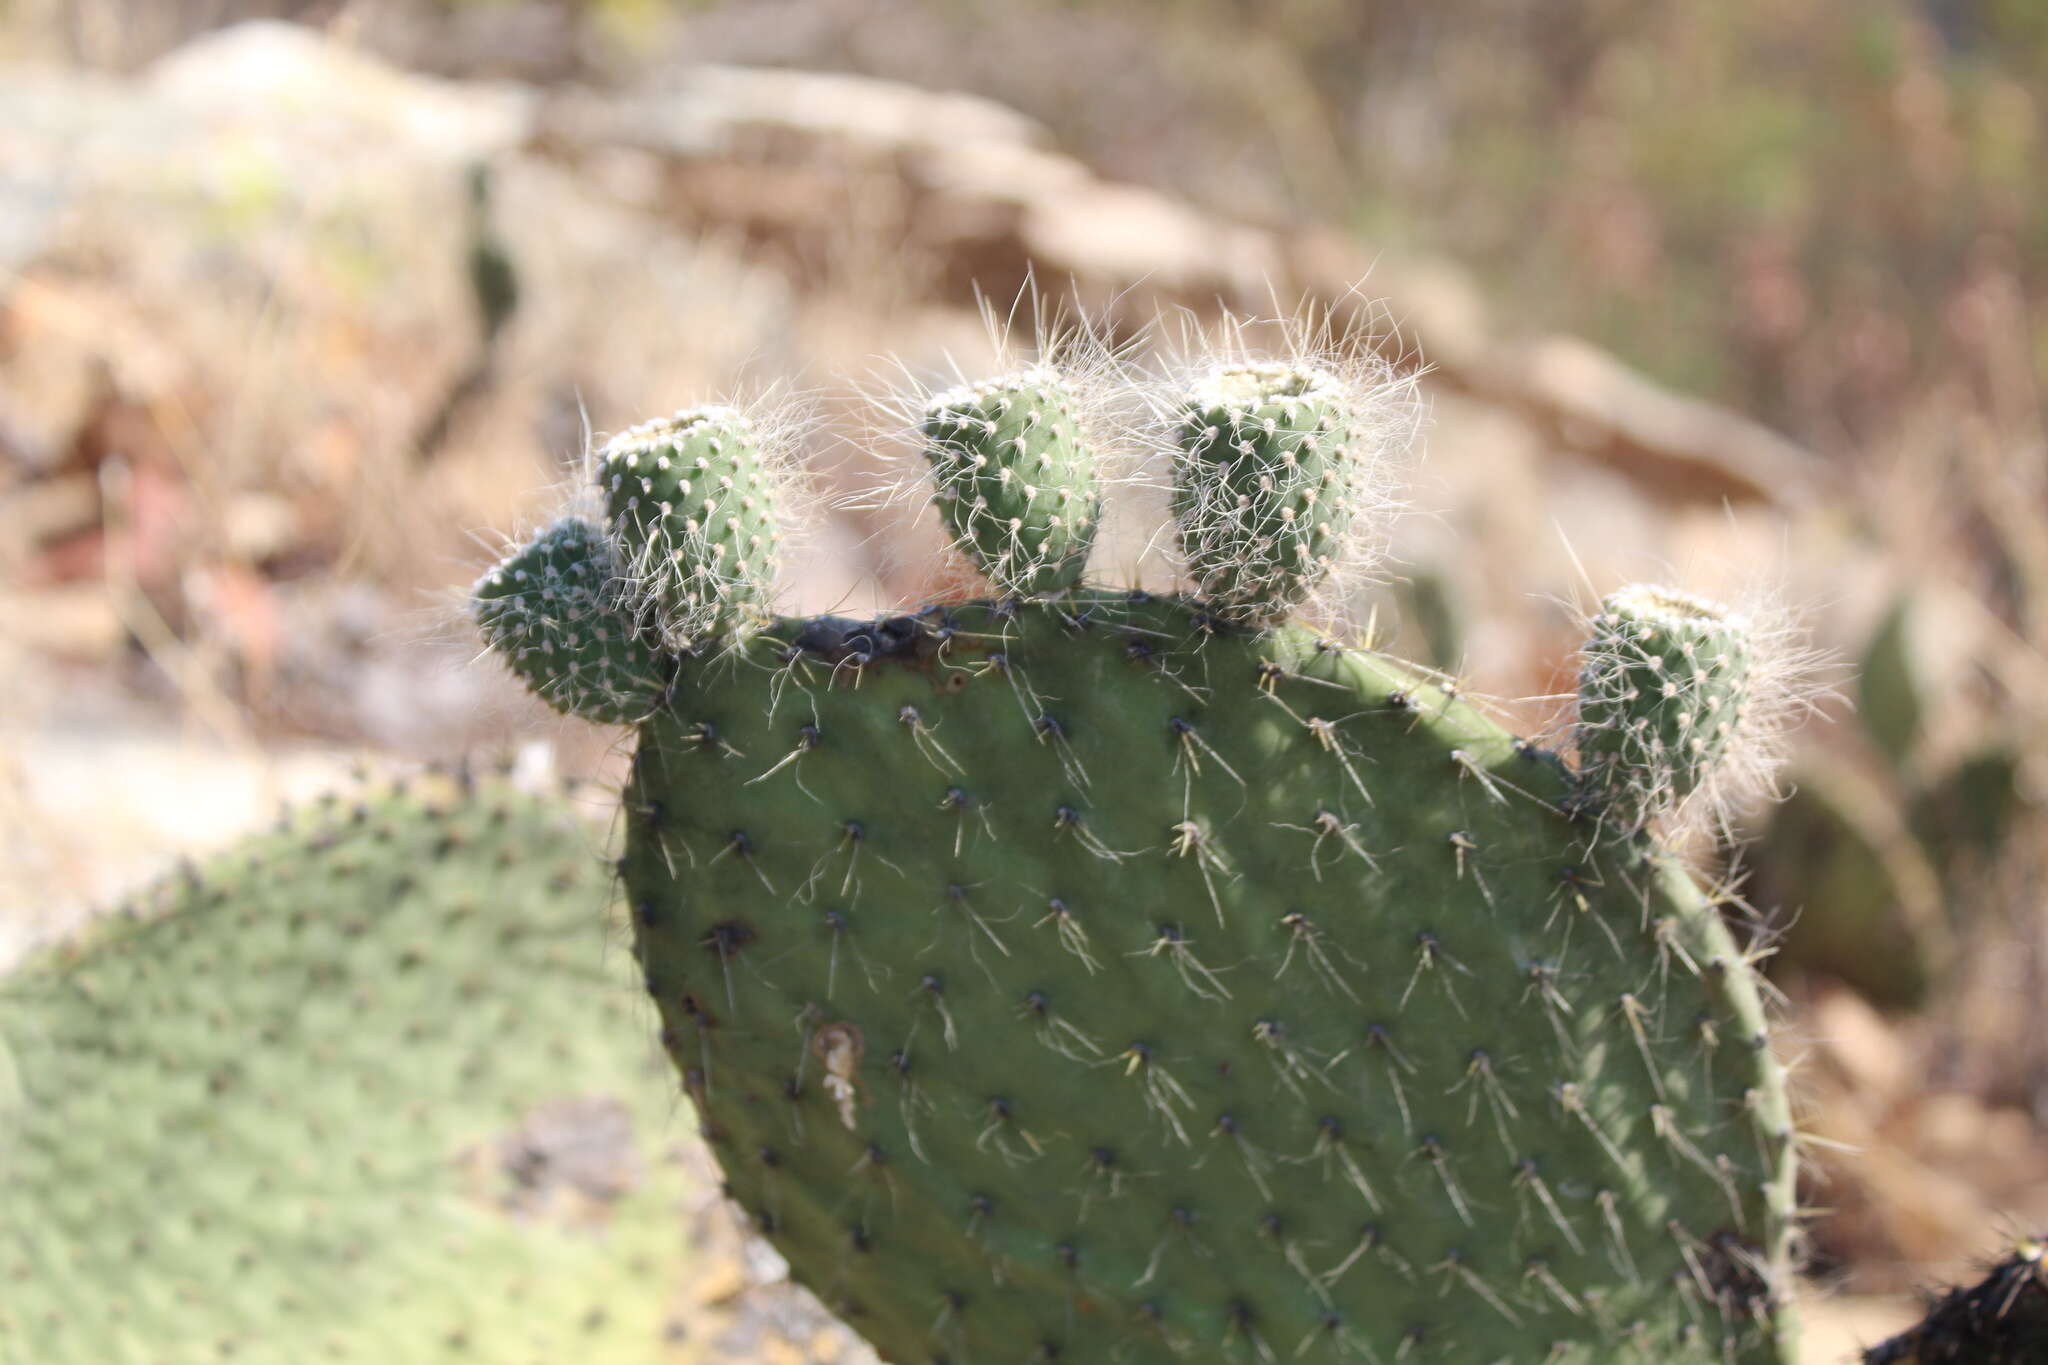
xmin=1173 ymin=364 xmax=1381 ymax=625
xmin=920 ymin=369 xmax=1102 ymax=596
xmin=600 ymin=406 xmax=785 ymax=646
xmin=0 ymin=778 xmax=695 ymax=1365
xmin=620 ymin=594 xmax=1798 ymax=1365
xmin=1753 ymin=760 xmax=1947 ymax=1010
xmin=1575 ymin=585 xmax=1754 ymax=823
xmin=473 ymin=515 xmax=667 ymax=724
xmin=1857 ymin=593 xmax=1926 ymax=774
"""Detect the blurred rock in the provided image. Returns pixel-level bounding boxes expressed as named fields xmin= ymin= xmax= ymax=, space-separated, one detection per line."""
xmin=0 ymin=702 xmax=361 ymax=971
xmin=536 ymin=60 xmax=1824 ymax=509
xmin=0 ymin=470 xmax=97 ymax=563
xmin=1797 ymin=976 xmax=2048 ymax=1294
xmin=0 ymin=279 xmax=157 ymax=476
xmin=1494 ymin=333 xmax=1823 ymax=507
xmin=147 ymin=20 xmax=533 ymax=160
xmin=0 ymin=583 xmax=123 ymax=661
xmin=0 ymin=20 xmax=805 ymax=735
xmin=1801 ymin=1296 xmax=1925 ymax=1364
xmin=1813 ymin=983 xmax=1912 ymax=1106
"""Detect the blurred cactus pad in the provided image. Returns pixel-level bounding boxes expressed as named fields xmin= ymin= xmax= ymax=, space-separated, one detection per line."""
xmin=476 ymin=354 xmax=1804 ymax=1363
xmin=0 ymin=776 xmax=694 ymax=1364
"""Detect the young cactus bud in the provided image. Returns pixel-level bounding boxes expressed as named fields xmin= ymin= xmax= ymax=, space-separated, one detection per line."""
xmin=1575 ymin=584 xmax=1753 ymax=821
xmin=599 ymin=406 xmax=783 ymax=647
xmin=472 ymin=515 xmax=665 ymax=724
xmin=1171 ymin=362 xmax=1375 ymax=625
xmin=920 ymin=368 xmax=1101 ymax=596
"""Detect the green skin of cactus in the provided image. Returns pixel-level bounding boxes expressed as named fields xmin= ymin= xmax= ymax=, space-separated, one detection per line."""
xmin=1575 ymin=588 xmax=1753 ymax=817
xmin=600 ymin=407 xmax=782 ymax=642
xmin=473 ymin=515 xmax=667 ymax=724
xmin=1173 ymin=366 xmax=1369 ymax=625
xmin=617 ymin=593 xmax=1800 ymax=1365
xmin=0 ymin=782 xmax=693 ymax=1365
xmin=922 ymin=372 xmax=1101 ymax=596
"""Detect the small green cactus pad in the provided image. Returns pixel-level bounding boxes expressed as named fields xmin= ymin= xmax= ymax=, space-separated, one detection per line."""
xmin=473 ymin=515 xmax=667 ymax=724
xmin=1865 ymin=1236 xmax=2047 ymax=1364
xmin=1575 ymin=586 xmax=1753 ymax=822
xmin=1173 ymin=364 xmax=1380 ymax=625
xmin=1753 ymin=761 xmax=1946 ymax=1010
xmin=1857 ymin=593 xmax=1926 ymax=773
xmin=0 ymin=778 xmax=695 ymax=1365
xmin=1910 ymin=742 xmax=2027 ymax=874
xmin=1394 ymin=565 xmax=1466 ymax=674
xmin=600 ymin=406 xmax=784 ymax=645
xmin=621 ymin=594 xmax=1798 ymax=1365
xmin=920 ymin=369 xmax=1101 ymax=596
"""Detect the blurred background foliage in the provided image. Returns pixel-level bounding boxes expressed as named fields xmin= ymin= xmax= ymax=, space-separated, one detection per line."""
xmin=2 ymin=0 xmax=2044 ymax=1352
xmin=22 ymin=0 xmax=2047 ymax=445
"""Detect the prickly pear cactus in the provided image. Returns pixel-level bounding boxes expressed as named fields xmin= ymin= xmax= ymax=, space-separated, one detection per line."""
xmin=478 ymin=357 xmax=1803 ymax=1364
xmin=473 ymin=515 xmax=666 ymax=723
xmin=0 ymin=775 xmax=695 ymax=1365
xmin=1574 ymin=585 xmax=1755 ymax=829
xmin=1172 ymin=362 xmax=1389 ymax=625
xmin=601 ymin=406 xmax=788 ymax=649
xmin=920 ymin=369 xmax=1100 ymax=597
xmin=1865 ymin=1236 xmax=2047 ymax=1364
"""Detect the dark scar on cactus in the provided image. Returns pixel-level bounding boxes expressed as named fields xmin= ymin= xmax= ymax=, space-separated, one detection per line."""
xmin=789 ymin=611 xmax=949 ymax=667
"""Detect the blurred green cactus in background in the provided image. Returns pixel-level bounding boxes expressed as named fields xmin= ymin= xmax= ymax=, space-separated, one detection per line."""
xmin=1755 ymin=589 xmax=2031 ymax=1010
xmin=0 ymin=775 xmax=695 ymax=1365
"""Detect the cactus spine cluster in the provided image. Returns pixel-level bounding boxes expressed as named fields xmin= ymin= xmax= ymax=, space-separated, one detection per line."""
xmin=472 ymin=515 xmax=666 ymax=723
xmin=0 ymin=776 xmax=696 ymax=1364
xmin=1171 ymin=362 xmax=1386 ymax=624
xmin=601 ymin=405 xmax=786 ymax=648
xmin=1574 ymin=586 xmax=1755 ymax=828
xmin=474 ymin=338 xmax=1804 ymax=1364
xmin=921 ymin=368 xmax=1102 ymax=596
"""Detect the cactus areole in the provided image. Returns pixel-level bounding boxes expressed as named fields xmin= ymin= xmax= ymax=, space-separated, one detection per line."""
xmin=478 ymin=368 xmax=1802 ymax=1364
